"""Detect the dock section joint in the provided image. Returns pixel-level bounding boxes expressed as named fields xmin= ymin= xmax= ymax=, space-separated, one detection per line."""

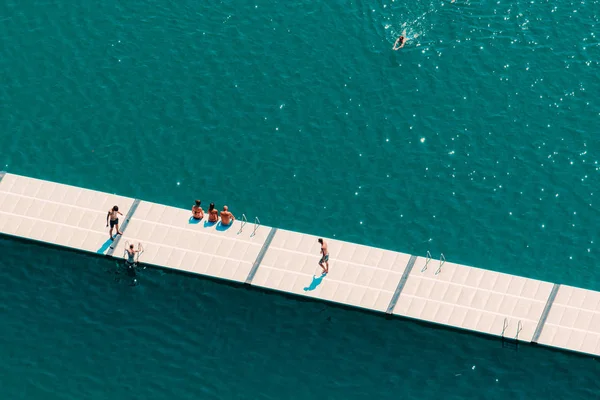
xmin=245 ymin=227 xmax=277 ymax=284
xmin=386 ymin=255 xmax=417 ymax=314
xmin=531 ymin=283 xmax=561 ymax=343
xmin=107 ymin=199 xmax=141 ymax=257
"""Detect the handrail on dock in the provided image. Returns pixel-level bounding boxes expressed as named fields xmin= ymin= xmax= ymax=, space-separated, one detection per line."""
xmin=422 ymin=250 xmax=432 ymax=272
xmin=435 ymin=253 xmax=446 ymax=275
xmin=238 ymin=214 xmax=248 ymax=234
xmin=251 ymin=217 xmax=260 ymax=237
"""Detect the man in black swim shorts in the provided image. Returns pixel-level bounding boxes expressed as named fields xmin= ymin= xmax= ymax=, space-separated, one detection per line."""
xmin=106 ymin=205 xmax=123 ymax=240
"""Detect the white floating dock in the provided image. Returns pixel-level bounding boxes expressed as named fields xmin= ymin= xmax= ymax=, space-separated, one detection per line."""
xmin=0 ymin=173 xmax=135 ymax=255
xmin=251 ymin=228 xmax=413 ymax=312
xmin=1 ymin=172 xmax=598 ymax=358
xmin=535 ymin=285 xmax=600 ymax=356
xmin=393 ymin=256 xmax=554 ymax=340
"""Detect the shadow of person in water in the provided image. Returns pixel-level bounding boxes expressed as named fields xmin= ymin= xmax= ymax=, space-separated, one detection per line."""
xmin=303 ymin=274 xmax=326 ymax=291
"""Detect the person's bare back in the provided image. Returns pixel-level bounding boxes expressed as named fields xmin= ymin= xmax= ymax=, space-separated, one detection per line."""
xmin=207 ymin=202 xmax=219 ymax=223
xmin=220 ymin=205 xmax=235 ymax=226
xmin=192 ymin=200 xmax=204 ymax=220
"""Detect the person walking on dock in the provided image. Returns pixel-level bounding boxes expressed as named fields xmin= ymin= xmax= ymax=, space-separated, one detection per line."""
xmin=220 ymin=205 xmax=235 ymax=226
xmin=318 ymin=238 xmax=329 ymax=274
xmin=124 ymin=243 xmax=142 ymax=286
xmin=106 ymin=205 xmax=123 ymax=240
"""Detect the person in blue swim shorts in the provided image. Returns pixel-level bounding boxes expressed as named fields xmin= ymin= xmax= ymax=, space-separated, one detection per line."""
xmin=318 ymin=238 xmax=330 ymax=274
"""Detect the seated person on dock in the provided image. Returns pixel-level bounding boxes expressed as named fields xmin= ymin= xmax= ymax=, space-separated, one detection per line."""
xmin=192 ymin=200 xmax=204 ymax=220
xmin=220 ymin=205 xmax=235 ymax=226
xmin=207 ymin=202 xmax=219 ymax=223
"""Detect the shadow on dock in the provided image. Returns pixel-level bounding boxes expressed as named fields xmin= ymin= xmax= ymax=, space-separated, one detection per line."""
xmin=215 ymin=222 xmax=232 ymax=232
xmin=304 ymin=274 xmax=325 ymax=291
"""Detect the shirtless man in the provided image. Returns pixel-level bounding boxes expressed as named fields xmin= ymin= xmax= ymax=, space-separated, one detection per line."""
xmin=393 ymin=31 xmax=407 ymax=50
xmin=125 ymin=243 xmax=140 ymax=267
xmin=192 ymin=200 xmax=204 ymax=220
xmin=220 ymin=205 xmax=235 ymax=226
xmin=106 ymin=205 xmax=123 ymax=240
xmin=207 ymin=202 xmax=219 ymax=223
xmin=125 ymin=243 xmax=141 ymax=285
xmin=318 ymin=238 xmax=329 ymax=274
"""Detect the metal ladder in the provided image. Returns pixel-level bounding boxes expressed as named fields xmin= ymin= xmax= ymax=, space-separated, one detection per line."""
xmin=421 ymin=251 xmax=445 ymax=275
xmin=501 ymin=318 xmax=522 ymax=350
xmin=237 ymin=214 xmax=261 ymax=237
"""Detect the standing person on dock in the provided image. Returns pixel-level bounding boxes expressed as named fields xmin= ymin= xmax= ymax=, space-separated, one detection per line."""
xmin=207 ymin=202 xmax=219 ymax=223
xmin=106 ymin=205 xmax=123 ymax=240
xmin=220 ymin=205 xmax=235 ymax=226
xmin=318 ymin=238 xmax=329 ymax=274
xmin=192 ymin=200 xmax=204 ymax=220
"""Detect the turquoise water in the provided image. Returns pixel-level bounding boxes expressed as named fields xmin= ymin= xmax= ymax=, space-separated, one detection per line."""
xmin=1 ymin=238 xmax=599 ymax=399
xmin=1 ymin=0 xmax=600 ymax=397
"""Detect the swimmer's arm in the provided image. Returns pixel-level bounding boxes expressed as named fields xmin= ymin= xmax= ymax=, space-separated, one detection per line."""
xmin=106 ymin=210 xmax=110 ymax=226
xmin=393 ymin=38 xmax=400 ymax=50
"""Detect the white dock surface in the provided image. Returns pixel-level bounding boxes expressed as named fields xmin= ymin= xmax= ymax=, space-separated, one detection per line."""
xmin=0 ymin=173 xmax=134 ymax=255
xmin=111 ymin=200 xmax=270 ymax=283
xmin=393 ymin=256 xmax=554 ymax=340
xmin=251 ymin=229 xmax=412 ymax=312
xmin=1 ymin=171 xmax=600 ymax=358
xmin=535 ymin=285 xmax=600 ymax=356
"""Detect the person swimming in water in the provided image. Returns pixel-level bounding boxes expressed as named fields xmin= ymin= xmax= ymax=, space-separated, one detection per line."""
xmin=393 ymin=31 xmax=407 ymax=50
xmin=126 ymin=244 xmax=140 ymax=267
xmin=125 ymin=243 xmax=142 ymax=286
